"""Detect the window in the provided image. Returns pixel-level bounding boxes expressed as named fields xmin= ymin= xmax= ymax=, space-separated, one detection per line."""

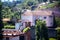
xmin=44 ymin=17 xmax=46 ymax=19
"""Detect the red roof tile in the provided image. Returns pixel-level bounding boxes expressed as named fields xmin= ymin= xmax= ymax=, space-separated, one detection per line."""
xmin=22 ymin=10 xmax=52 ymax=16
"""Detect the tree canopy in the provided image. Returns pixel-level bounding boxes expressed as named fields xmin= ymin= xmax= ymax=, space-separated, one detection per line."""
xmin=0 ymin=1 xmax=4 ymax=40
xmin=1 ymin=0 xmax=60 ymax=22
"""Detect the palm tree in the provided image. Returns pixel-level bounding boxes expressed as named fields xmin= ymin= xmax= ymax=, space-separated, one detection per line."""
xmin=0 ymin=1 xmax=4 ymax=40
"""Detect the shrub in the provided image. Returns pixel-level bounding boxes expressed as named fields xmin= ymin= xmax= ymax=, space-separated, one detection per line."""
xmin=35 ymin=20 xmax=49 ymax=40
xmin=4 ymin=25 xmax=15 ymax=29
xmin=23 ymin=27 xmax=30 ymax=33
xmin=57 ymin=28 xmax=60 ymax=40
xmin=49 ymin=38 xmax=56 ymax=40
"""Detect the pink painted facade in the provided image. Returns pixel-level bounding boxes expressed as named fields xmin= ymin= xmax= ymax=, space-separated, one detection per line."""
xmin=21 ymin=10 xmax=54 ymax=27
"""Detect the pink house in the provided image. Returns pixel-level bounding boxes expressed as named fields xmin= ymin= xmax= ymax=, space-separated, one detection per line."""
xmin=21 ymin=9 xmax=54 ymax=27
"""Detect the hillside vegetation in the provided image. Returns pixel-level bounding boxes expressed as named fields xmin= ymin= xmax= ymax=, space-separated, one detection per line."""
xmin=2 ymin=0 xmax=60 ymax=19
xmin=2 ymin=0 xmax=60 ymax=28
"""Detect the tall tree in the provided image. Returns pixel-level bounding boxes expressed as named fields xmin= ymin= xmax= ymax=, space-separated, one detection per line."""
xmin=35 ymin=20 xmax=49 ymax=40
xmin=53 ymin=13 xmax=57 ymax=28
xmin=0 ymin=1 xmax=4 ymax=40
xmin=38 ymin=0 xmax=47 ymax=3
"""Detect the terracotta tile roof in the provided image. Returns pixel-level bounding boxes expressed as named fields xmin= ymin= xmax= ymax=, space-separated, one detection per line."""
xmin=22 ymin=10 xmax=52 ymax=16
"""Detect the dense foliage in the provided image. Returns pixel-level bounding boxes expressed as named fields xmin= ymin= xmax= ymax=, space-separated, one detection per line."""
xmin=0 ymin=1 xmax=4 ymax=30
xmin=16 ymin=0 xmax=38 ymax=10
xmin=56 ymin=27 xmax=60 ymax=40
xmin=57 ymin=29 xmax=60 ymax=40
xmin=35 ymin=20 xmax=48 ymax=40
xmin=23 ymin=27 xmax=30 ymax=33
xmin=2 ymin=0 xmax=60 ymax=19
xmin=38 ymin=1 xmax=60 ymax=9
xmin=2 ymin=6 xmax=21 ymax=19
xmin=0 ymin=1 xmax=4 ymax=40
xmin=1 ymin=0 xmax=38 ymax=19
xmin=1 ymin=0 xmax=60 ymax=28
xmin=56 ymin=17 xmax=60 ymax=27
xmin=4 ymin=25 xmax=15 ymax=29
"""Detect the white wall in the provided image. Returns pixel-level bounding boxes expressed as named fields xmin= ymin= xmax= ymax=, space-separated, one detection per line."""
xmin=21 ymin=15 xmax=53 ymax=27
xmin=33 ymin=15 xmax=53 ymax=27
xmin=21 ymin=15 xmax=33 ymax=26
xmin=43 ymin=15 xmax=53 ymax=27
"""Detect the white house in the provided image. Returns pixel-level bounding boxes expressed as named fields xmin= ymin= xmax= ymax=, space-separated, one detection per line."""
xmin=21 ymin=9 xmax=54 ymax=28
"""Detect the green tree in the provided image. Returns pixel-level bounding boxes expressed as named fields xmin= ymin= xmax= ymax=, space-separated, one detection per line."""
xmin=2 ymin=6 xmax=21 ymax=19
xmin=16 ymin=0 xmax=38 ymax=10
xmin=2 ymin=7 xmax=14 ymax=18
xmin=35 ymin=20 xmax=49 ymax=40
xmin=0 ymin=1 xmax=4 ymax=40
xmin=57 ymin=29 xmax=60 ymax=40
xmin=38 ymin=0 xmax=43 ymax=3
xmin=56 ymin=17 xmax=60 ymax=27
xmin=53 ymin=13 xmax=57 ymax=28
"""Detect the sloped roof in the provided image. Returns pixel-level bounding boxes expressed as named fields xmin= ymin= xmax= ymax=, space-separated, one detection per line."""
xmin=32 ymin=10 xmax=52 ymax=16
xmin=22 ymin=9 xmax=52 ymax=16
